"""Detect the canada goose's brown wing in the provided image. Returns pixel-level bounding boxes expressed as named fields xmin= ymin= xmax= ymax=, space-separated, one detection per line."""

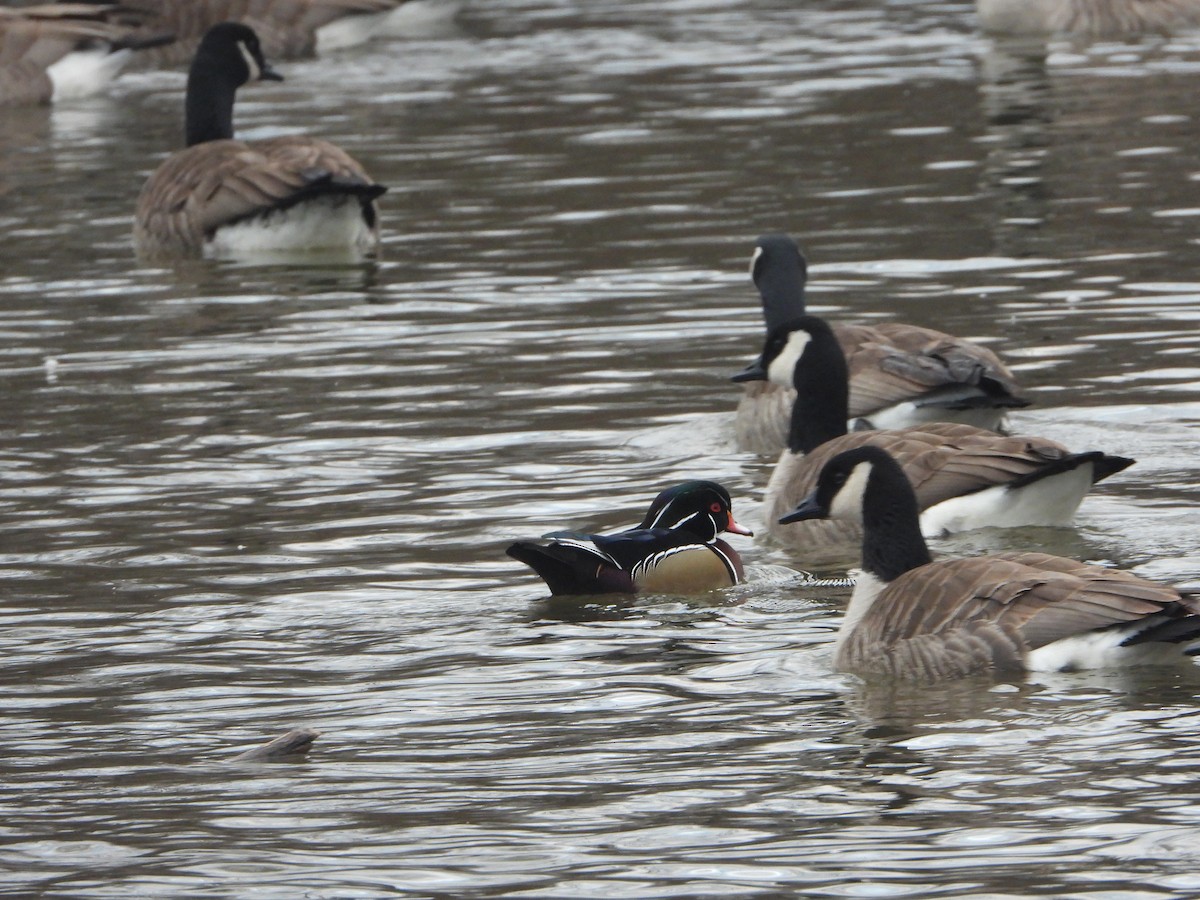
xmin=134 ymin=135 xmax=381 ymax=256
xmin=0 ymin=9 xmax=122 ymax=104
xmin=881 ymin=423 xmax=1077 ymax=507
xmin=833 ymin=322 xmax=1025 ymax=420
xmin=733 ymin=380 xmax=793 ymax=455
xmin=118 ymin=0 xmax=402 ymax=66
xmin=762 ymin=425 xmax=1085 ymax=554
xmin=838 ymin=553 xmax=1189 ymax=679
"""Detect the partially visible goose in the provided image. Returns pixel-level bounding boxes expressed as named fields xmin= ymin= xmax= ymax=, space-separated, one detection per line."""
xmin=977 ymin=0 xmax=1200 ymax=36
xmin=781 ymin=445 xmax=1200 ymax=680
xmin=734 ymin=235 xmax=1029 ymax=454
xmin=133 ymin=21 xmax=386 ymax=260
xmin=507 ymin=481 xmax=753 ymax=596
xmin=118 ymin=0 xmax=461 ymax=68
xmin=734 ymin=315 xmax=1132 ymax=551
xmin=0 ymin=4 xmax=171 ymax=105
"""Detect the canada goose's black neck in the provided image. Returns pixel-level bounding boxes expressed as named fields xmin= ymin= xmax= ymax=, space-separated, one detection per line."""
xmin=860 ymin=455 xmax=933 ymax=582
xmin=785 ymin=317 xmax=850 ymax=454
xmin=754 ymin=236 xmax=809 ymax=333
xmin=184 ymin=51 xmax=240 ymax=146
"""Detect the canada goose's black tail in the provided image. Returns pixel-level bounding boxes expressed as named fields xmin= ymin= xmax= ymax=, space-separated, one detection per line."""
xmin=1006 ymin=450 xmax=1135 ymax=491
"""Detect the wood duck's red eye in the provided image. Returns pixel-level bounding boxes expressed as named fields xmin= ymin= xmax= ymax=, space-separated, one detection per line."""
xmin=710 ymin=502 xmax=722 ymax=513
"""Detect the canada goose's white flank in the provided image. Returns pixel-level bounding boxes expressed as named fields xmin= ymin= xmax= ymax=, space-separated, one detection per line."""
xmin=781 ymin=445 xmax=1200 ymax=680
xmin=133 ymin=21 xmax=386 ymax=260
xmin=0 ymin=4 xmax=171 ymax=105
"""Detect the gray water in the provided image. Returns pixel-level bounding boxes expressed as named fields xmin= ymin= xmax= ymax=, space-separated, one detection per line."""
xmin=2 ymin=0 xmax=1200 ymax=896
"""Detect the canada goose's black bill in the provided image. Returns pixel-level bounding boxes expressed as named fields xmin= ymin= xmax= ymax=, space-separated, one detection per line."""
xmin=260 ymin=63 xmax=283 ymax=82
xmin=731 ymin=357 xmax=767 ymax=383
xmin=778 ymin=493 xmax=823 ymax=524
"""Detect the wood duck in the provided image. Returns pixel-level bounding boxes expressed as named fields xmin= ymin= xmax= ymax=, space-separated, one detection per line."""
xmin=781 ymin=445 xmax=1200 ymax=680
xmin=734 ymin=314 xmax=1132 ymax=552
xmin=507 ymin=481 xmax=753 ymax=596
xmin=133 ymin=22 xmax=386 ymax=260
xmin=733 ymin=234 xmax=1030 ymax=454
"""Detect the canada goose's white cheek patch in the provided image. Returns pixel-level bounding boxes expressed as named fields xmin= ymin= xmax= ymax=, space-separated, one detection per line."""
xmin=749 ymin=245 xmax=764 ymax=279
xmin=766 ymin=330 xmax=811 ymax=387
xmin=237 ymin=41 xmax=262 ymax=81
xmin=828 ymin=462 xmax=872 ymax=524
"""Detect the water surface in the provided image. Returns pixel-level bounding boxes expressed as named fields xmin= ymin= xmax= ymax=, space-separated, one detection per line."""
xmin=1 ymin=1 xmax=1200 ymax=896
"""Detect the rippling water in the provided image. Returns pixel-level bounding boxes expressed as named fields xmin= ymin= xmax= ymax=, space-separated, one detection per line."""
xmin=2 ymin=0 xmax=1200 ymax=896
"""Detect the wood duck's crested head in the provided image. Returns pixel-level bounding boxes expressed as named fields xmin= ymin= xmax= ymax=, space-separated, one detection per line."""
xmin=638 ymin=481 xmax=753 ymax=541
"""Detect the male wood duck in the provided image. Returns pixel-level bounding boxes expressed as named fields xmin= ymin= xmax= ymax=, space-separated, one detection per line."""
xmin=733 ymin=234 xmax=1030 ymax=454
xmin=507 ymin=481 xmax=753 ymax=596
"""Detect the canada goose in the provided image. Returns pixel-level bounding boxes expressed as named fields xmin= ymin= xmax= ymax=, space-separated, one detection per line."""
xmin=977 ymin=0 xmax=1200 ymax=36
xmin=733 ymin=315 xmax=1132 ymax=551
xmin=507 ymin=481 xmax=753 ymax=596
xmin=781 ymin=445 xmax=1200 ymax=680
xmin=116 ymin=0 xmax=460 ymax=68
xmin=734 ymin=235 xmax=1029 ymax=454
xmin=133 ymin=21 xmax=386 ymax=260
xmin=0 ymin=4 xmax=171 ymax=105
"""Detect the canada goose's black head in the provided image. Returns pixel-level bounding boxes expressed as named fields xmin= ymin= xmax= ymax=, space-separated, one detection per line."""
xmin=195 ymin=22 xmax=282 ymax=87
xmin=779 ymin=445 xmax=894 ymax=526
xmin=750 ymin=234 xmax=808 ymax=331
xmin=638 ymin=481 xmax=753 ymax=542
xmin=733 ymin=315 xmax=843 ymax=388
xmin=186 ymin=23 xmax=282 ymax=146
xmin=730 ymin=315 xmax=849 ymax=452
xmin=780 ymin=445 xmax=932 ymax=580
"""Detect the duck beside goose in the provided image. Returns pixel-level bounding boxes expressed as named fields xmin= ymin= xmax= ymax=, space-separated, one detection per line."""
xmin=734 ymin=315 xmax=1132 ymax=551
xmin=0 ymin=3 xmax=171 ymax=105
xmin=507 ymin=481 xmax=753 ymax=596
xmin=734 ymin=235 xmax=1029 ymax=454
xmin=781 ymin=445 xmax=1200 ymax=680
xmin=133 ymin=21 xmax=386 ymax=260
xmin=977 ymin=0 xmax=1200 ymax=36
